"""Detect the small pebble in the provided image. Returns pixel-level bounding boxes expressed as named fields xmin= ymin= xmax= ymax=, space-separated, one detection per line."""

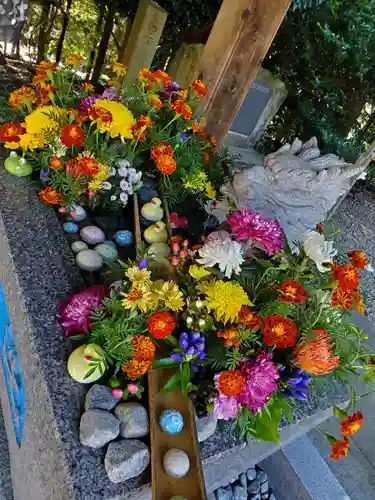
xmin=269 ymin=494 xmax=277 ymax=500
xmin=115 ymin=230 xmax=134 ymax=247
xmin=256 ymin=471 xmax=268 ymax=484
xmin=104 ymin=240 xmax=117 ymax=248
xmin=247 ymin=479 xmax=261 ymax=495
xmin=71 ymin=241 xmax=88 ymax=253
xmin=76 ymin=249 xmax=103 ymax=271
xmin=163 ymin=448 xmax=190 ymax=478
xmin=233 ymin=484 xmax=247 ymax=500
xmin=71 ymin=205 xmax=87 ymax=222
xmin=94 ymin=243 xmax=118 ymax=262
xmin=246 ymin=468 xmax=257 ymax=482
xmin=63 ymin=222 xmax=79 ymax=233
xmin=215 ymin=487 xmax=233 ymax=500
xmin=260 ymin=480 xmax=269 ymax=495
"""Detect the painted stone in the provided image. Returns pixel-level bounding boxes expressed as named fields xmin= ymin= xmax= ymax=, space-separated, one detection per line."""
xmin=163 ymin=448 xmax=190 ymax=478
xmin=94 ymin=243 xmax=119 ymax=262
xmin=104 ymin=240 xmax=117 ymax=248
xmin=141 ymin=197 xmax=163 ymax=222
xmin=159 ymin=409 xmax=184 ymax=435
xmin=80 ymin=226 xmax=105 ymax=245
xmin=115 ymin=230 xmax=133 ymax=247
xmin=63 ymin=222 xmax=79 ymax=234
xmin=67 ymin=344 xmax=106 ymax=383
xmin=76 ymin=249 xmax=103 ymax=271
xmin=71 ymin=241 xmax=88 ymax=253
xmin=148 ymin=242 xmax=170 ymax=258
xmin=144 ymin=222 xmax=168 ymax=244
xmin=71 ymin=205 xmax=87 ymax=222
xmin=4 ymin=153 xmax=33 ymax=177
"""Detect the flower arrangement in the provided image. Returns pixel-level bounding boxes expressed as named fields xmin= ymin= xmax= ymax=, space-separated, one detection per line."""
xmin=0 ymin=55 xmax=234 ymax=214
xmin=61 ymin=217 xmax=375 ymax=446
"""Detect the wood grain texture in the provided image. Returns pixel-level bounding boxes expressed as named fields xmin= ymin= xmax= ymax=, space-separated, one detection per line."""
xmin=199 ymin=0 xmax=291 ymax=146
xmin=148 ymin=368 xmax=206 ymax=500
xmin=133 ymin=192 xmax=142 ymax=249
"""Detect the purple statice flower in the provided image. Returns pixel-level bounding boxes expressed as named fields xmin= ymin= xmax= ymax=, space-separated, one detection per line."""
xmin=159 ymin=81 xmax=182 ymax=101
xmin=102 ymin=87 xmax=118 ymax=101
xmin=237 ymin=351 xmax=279 ymax=414
xmin=138 ymin=259 xmax=148 ymax=270
xmin=227 ymin=208 xmax=283 ymax=256
xmin=78 ymin=94 xmax=101 ymax=113
xmin=171 ymin=332 xmax=206 ymax=366
xmin=213 ymin=394 xmax=240 ymax=420
xmin=279 ymin=366 xmax=312 ymax=401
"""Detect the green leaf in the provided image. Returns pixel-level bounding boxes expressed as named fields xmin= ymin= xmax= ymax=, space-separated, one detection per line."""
xmin=165 ymin=335 xmax=178 ymax=347
xmin=333 ymin=405 xmax=347 ymax=419
xmin=83 ymin=366 xmax=98 ymax=380
xmin=152 ymin=358 xmax=180 ymax=369
xmin=324 ymin=431 xmax=338 ymax=445
xmin=279 ymin=398 xmax=295 ymax=424
xmin=162 ymin=372 xmax=181 ymax=394
xmin=68 ymin=335 xmax=89 ymax=341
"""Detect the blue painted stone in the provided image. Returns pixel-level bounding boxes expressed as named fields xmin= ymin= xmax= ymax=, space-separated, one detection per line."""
xmin=115 ymin=230 xmax=133 ymax=247
xmin=159 ymin=409 xmax=184 ymax=435
xmin=63 ymin=222 xmax=79 ymax=234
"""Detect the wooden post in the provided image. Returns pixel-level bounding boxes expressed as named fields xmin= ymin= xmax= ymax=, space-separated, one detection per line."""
xmin=199 ymin=0 xmax=291 ymax=146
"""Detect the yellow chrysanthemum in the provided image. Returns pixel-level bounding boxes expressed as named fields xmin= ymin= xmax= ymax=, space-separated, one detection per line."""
xmin=154 ymin=280 xmax=185 ymax=312
xmin=19 ymin=133 xmax=45 ymax=150
xmin=125 ymin=266 xmax=152 ymax=287
xmin=93 ymin=99 xmax=135 ymax=139
xmin=112 ymin=62 xmax=127 ymax=76
xmin=205 ymin=181 xmax=216 ymax=199
xmin=88 ymin=178 xmax=102 ymax=192
xmin=122 ymin=284 xmax=153 ymax=313
xmin=189 ymin=265 xmax=212 ymax=281
xmin=95 ymin=163 xmax=109 ymax=182
xmin=24 ymin=106 xmax=62 ymax=138
xmin=183 ymin=171 xmax=208 ymax=191
xmin=198 ymin=279 xmax=251 ymax=324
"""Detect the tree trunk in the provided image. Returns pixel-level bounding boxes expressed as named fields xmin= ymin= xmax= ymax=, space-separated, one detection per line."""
xmin=91 ymin=1 xmax=116 ymax=85
xmin=37 ymin=1 xmax=52 ymax=62
xmin=86 ymin=1 xmax=106 ymax=80
xmin=56 ymin=0 xmax=74 ymax=64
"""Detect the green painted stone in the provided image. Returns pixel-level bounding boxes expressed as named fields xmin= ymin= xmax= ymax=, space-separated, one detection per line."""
xmin=94 ymin=243 xmax=119 ymax=262
xmin=4 ymin=153 xmax=33 ymax=177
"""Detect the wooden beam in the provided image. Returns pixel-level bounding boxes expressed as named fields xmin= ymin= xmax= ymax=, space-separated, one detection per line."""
xmin=199 ymin=0 xmax=291 ymax=146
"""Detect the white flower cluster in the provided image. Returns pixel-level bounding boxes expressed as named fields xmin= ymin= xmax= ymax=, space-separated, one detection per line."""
xmin=303 ymin=230 xmax=337 ymax=273
xmin=49 ymin=137 xmax=68 ymax=158
xmin=197 ymin=236 xmax=244 ymax=278
xmin=105 ymin=159 xmax=143 ymax=206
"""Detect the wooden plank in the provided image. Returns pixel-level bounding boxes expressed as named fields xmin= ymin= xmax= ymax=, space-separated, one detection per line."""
xmin=148 ymin=368 xmax=206 ymax=500
xmin=199 ymin=0 xmax=291 ymax=146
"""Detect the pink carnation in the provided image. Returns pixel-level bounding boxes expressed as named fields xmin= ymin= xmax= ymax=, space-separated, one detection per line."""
xmin=227 ymin=209 xmax=283 ymax=255
xmin=213 ymin=394 xmax=240 ymax=420
xmin=59 ymin=285 xmax=107 ymax=336
xmin=237 ymin=352 xmax=279 ymax=414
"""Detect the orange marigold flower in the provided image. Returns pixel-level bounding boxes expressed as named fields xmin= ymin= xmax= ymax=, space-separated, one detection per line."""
xmin=40 ymin=83 xmax=56 ymax=94
xmin=131 ymin=334 xmax=156 ymax=362
xmin=340 ymin=411 xmax=363 ymax=436
xmin=207 ymin=135 xmax=217 ymax=148
xmin=179 ymin=89 xmax=188 ymax=100
xmin=330 ymin=437 xmax=350 ymax=461
xmin=9 ymin=87 xmax=36 ymax=108
xmin=148 ymin=94 xmax=163 ymax=110
xmin=89 ymin=107 xmax=112 ymax=123
xmin=61 ymin=124 xmax=85 ymax=148
xmin=66 ymin=159 xmax=82 ymax=178
xmin=36 ymin=60 xmax=56 ymax=76
xmin=349 ymin=250 xmax=368 ymax=270
xmin=67 ymin=53 xmax=83 ymax=68
xmin=39 ymin=187 xmax=62 ymax=205
xmin=217 ymin=370 xmax=245 ymax=397
xmin=148 ymin=311 xmax=175 ymax=339
xmin=331 ymin=287 xmax=353 ymax=310
xmin=352 ymin=290 xmax=365 ymax=314
xmin=33 ymin=74 xmax=47 ymax=85
xmin=132 ymin=123 xmax=148 ymax=142
xmin=238 ymin=306 xmax=261 ymax=330
xmin=151 ymin=141 xmax=174 ymax=161
xmin=277 ymin=280 xmax=307 ymax=304
xmin=262 ymin=314 xmax=297 ymax=349
xmin=50 ymin=156 xmax=61 ymax=169
xmin=293 ymin=329 xmax=340 ymax=375
xmin=170 ymin=99 xmax=192 ymax=120
xmin=139 ymin=68 xmax=154 ymax=82
xmin=152 ymin=69 xmax=171 ymax=87
xmin=138 ymin=115 xmax=153 ymax=128
xmin=82 ymin=82 xmax=95 ymax=93
xmin=333 ymin=264 xmax=360 ymax=291
xmin=0 ymin=122 xmax=26 ymax=143
xmin=217 ymin=328 xmax=240 ymax=350
xmin=80 ymin=157 xmax=99 ymax=177
xmin=191 ymin=79 xmax=208 ymax=97
xmin=157 ymin=154 xmax=176 ymax=175
xmin=122 ymin=359 xmax=152 ymax=380
xmin=192 ymin=119 xmax=201 ymax=133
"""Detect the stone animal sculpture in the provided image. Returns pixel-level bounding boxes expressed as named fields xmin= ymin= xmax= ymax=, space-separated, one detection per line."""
xmin=222 ymin=137 xmax=370 ymax=246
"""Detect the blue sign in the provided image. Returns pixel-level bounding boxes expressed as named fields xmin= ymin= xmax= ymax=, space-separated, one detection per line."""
xmin=0 ymin=283 xmax=26 ymax=447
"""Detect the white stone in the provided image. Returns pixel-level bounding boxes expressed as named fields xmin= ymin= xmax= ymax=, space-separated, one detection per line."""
xmin=196 ymin=411 xmax=217 ymax=442
xmin=71 ymin=241 xmax=88 ymax=253
xmin=71 ymin=205 xmax=87 ymax=222
xmin=80 ymin=226 xmax=105 ymax=245
xmin=76 ymin=249 xmax=103 ymax=271
xmin=163 ymin=448 xmax=190 ymax=478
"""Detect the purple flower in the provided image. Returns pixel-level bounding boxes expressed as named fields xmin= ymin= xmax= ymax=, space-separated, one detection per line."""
xmin=158 ymin=81 xmax=181 ymax=101
xmin=180 ymin=133 xmax=189 ymax=144
xmin=213 ymin=394 xmax=240 ymax=420
xmin=138 ymin=259 xmax=148 ymax=270
xmin=102 ymin=87 xmax=118 ymax=101
xmin=227 ymin=209 xmax=283 ymax=256
xmin=171 ymin=353 xmax=184 ymax=363
xmin=40 ymin=167 xmax=50 ymax=178
xmin=279 ymin=366 xmax=312 ymax=401
xmin=237 ymin=352 xmax=279 ymax=414
xmin=78 ymin=94 xmax=101 ymax=113
xmin=172 ymin=332 xmax=206 ymax=368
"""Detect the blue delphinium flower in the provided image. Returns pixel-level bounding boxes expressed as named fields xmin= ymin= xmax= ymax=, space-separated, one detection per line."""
xmin=279 ymin=366 xmax=312 ymax=401
xmin=180 ymin=133 xmax=190 ymax=144
xmin=40 ymin=167 xmax=50 ymax=178
xmin=171 ymin=332 xmax=206 ymax=371
xmin=138 ymin=259 xmax=148 ymax=270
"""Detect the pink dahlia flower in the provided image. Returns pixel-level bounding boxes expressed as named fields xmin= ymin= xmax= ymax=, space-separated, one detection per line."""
xmin=213 ymin=394 xmax=240 ymax=420
xmin=59 ymin=285 xmax=107 ymax=336
xmin=237 ymin=352 xmax=279 ymax=414
xmin=227 ymin=209 xmax=283 ymax=255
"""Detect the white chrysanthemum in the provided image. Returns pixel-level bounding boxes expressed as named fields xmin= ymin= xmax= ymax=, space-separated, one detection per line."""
xmin=120 ymin=192 xmax=128 ymax=205
xmin=120 ymin=179 xmax=131 ymax=192
xmin=101 ymin=181 xmax=112 ymax=191
xmin=197 ymin=237 xmax=244 ymax=278
xmin=303 ymin=230 xmax=337 ymax=273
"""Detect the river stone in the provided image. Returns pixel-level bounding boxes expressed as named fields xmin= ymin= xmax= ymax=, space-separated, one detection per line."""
xmin=71 ymin=240 xmax=88 ymax=253
xmin=76 ymin=249 xmax=103 ymax=271
xmin=246 ymin=468 xmax=257 ymax=482
xmin=114 ymin=402 xmax=149 ymax=438
xmin=239 ymin=473 xmax=247 ymax=488
xmin=163 ymin=448 xmax=190 ymax=478
xmin=195 ymin=411 xmax=217 ymax=442
xmin=94 ymin=243 xmax=119 ymax=262
xmin=256 ymin=470 xmax=268 ymax=484
xmin=216 ymin=487 xmax=233 ymax=500
xmin=63 ymin=222 xmax=79 ymax=234
xmin=248 ymin=495 xmax=260 ymax=500
xmin=260 ymin=481 xmax=269 ymax=495
xmin=85 ymin=384 xmax=120 ymax=411
xmin=105 ymin=439 xmax=150 ymax=483
xmin=233 ymin=484 xmax=247 ymax=500
xmin=71 ymin=204 xmax=87 ymax=222
xmin=247 ymin=479 xmax=261 ymax=495
xmin=80 ymin=225 xmax=105 ymax=245
xmin=80 ymin=409 xmax=119 ymax=448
